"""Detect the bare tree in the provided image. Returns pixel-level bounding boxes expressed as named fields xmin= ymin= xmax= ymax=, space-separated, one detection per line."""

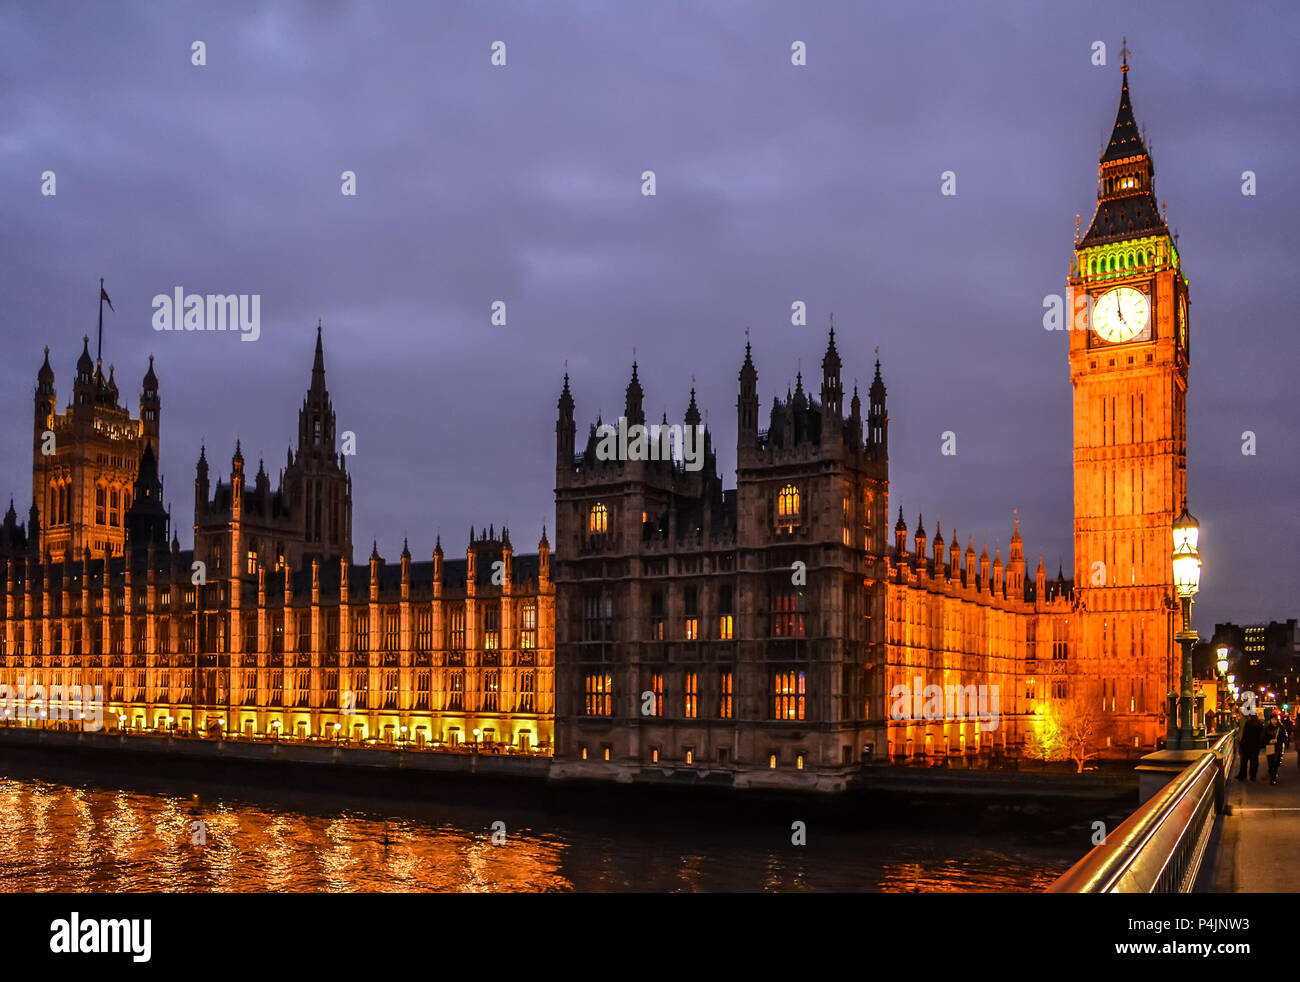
xmin=1023 ymin=695 xmax=1103 ymax=773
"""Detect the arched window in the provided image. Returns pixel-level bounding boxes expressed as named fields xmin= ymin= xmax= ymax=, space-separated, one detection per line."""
xmin=777 ymin=484 xmax=800 ymax=529
xmin=1088 ymin=259 xmax=1095 ymax=275
xmin=588 ymin=502 xmax=608 ymax=534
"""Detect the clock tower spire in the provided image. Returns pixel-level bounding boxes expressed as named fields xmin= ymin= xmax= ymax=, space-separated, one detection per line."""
xmin=1068 ymin=57 xmax=1191 ymax=750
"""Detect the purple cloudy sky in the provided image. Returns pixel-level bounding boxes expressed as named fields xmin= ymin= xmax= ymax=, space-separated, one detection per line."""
xmin=2 ymin=0 xmax=1296 ymax=630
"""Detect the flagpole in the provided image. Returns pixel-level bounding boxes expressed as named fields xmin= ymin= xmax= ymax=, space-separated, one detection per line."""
xmin=97 ymin=277 xmax=104 ymax=367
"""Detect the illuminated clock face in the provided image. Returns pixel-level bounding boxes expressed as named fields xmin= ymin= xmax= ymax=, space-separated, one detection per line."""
xmin=1091 ymin=286 xmax=1150 ymax=344
xmin=1179 ymin=296 xmax=1188 ymax=348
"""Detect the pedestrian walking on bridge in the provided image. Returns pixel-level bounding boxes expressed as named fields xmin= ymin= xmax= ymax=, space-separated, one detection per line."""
xmin=1237 ymin=710 xmax=1264 ymax=782
xmin=1264 ymin=711 xmax=1285 ymax=785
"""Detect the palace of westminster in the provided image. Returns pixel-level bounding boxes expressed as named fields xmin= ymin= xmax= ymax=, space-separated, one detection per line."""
xmin=0 ymin=64 xmax=1193 ymax=791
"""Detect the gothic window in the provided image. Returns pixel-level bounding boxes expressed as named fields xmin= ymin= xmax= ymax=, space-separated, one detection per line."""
xmin=777 ymin=484 xmax=800 ymax=530
xmin=650 ymin=672 xmax=664 ymax=717
xmin=448 ymin=606 xmax=465 ymax=649
xmin=718 ymin=670 xmax=733 ymax=719
xmin=246 ymin=549 xmax=257 ymax=576
xmin=684 ymin=672 xmax=698 ymax=718
xmin=313 ymin=417 xmax=322 ymax=445
xmin=588 ymin=502 xmax=608 ymax=534
xmin=582 ymin=592 xmax=613 ymax=642
xmin=109 ymin=487 xmax=119 ymax=526
xmin=771 ymin=670 xmax=805 ymax=721
xmin=483 ymin=670 xmax=500 ymax=712
xmin=649 ymin=590 xmax=665 ymax=640
xmin=517 ymin=670 xmax=535 ymax=712
xmin=584 ymin=673 xmax=611 ymax=716
xmin=717 ymin=585 xmax=733 ymax=640
xmin=384 ymin=610 xmax=399 ymax=651
xmin=353 ymin=611 xmax=369 ymax=651
xmin=773 ymin=591 xmax=805 ymax=638
xmin=95 ymin=486 xmax=106 ymax=525
xmin=683 ymin=587 xmax=698 ymax=641
xmin=414 ymin=608 xmax=432 ymax=650
xmin=519 ymin=602 xmax=536 ymax=649
xmin=482 ymin=604 xmax=500 ymax=650
xmin=448 ymin=670 xmax=465 ymax=711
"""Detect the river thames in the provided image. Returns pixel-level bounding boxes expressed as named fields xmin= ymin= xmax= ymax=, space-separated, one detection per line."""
xmin=0 ymin=772 xmax=1084 ymax=892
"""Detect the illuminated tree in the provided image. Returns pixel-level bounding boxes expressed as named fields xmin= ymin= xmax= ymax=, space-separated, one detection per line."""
xmin=1024 ymin=694 xmax=1103 ymax=773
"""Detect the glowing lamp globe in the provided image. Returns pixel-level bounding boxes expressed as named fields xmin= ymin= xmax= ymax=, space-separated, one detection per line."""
xmin=1171 ymin=502 xmax=1201 ymax=598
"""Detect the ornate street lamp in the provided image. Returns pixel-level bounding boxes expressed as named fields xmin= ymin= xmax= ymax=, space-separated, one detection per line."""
xmin=1167 ymin=502 xmax=1207 ymax=749
xmin=1216 ymin=646 xmax=1230 ymax=731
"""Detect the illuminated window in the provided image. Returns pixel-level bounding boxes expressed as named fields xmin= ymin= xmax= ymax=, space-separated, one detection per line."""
xmin=588 ymin=502 xmax=608 ymax=534
xmin=796 ymin=753 xmax=805 ymax=770
xmin=777 ymin=484 xmax=800 ymax=530
xmin=246 ymin=550 xmax=257 ymax=575
xmin=584 ymin=673 xmax=612 ymax=716
xmin=772 ymin=671 xmax=806 ymax=720
xmin=520 ymin=602 xmax=537 ymax=649
xmin=684 ymin=747 xmax=695 ymax=765
xmin=580 ymin=745 xmax=588 ymax=760
xmin=769 ymin=753 xmax=778 ymax=769
xmin=602 ymin=746 xmax=611 ymax=761
xmin=718 ymin=585 xmax=733 ymax=640
xmin=448 ymin=670 xmax=465 ymax=711
xmin=684 ymin=586 xmax=698 ymax=640
xmin=683 ymin=672 xmax=698 ymax=718
xmin=842 ymin=491 xmax=852 ymax=546
xmin=650 ymin=673 xmax=664 ymax=717
xmin=718 ymin=671 xmax=733 ymax=719
xmin=484 ymin=670 xmax=500 ymax=712
xmin=651 ymin=746 xmax=660 ymax=763
xmin=483 ymin=604 xmax=500 ymax=650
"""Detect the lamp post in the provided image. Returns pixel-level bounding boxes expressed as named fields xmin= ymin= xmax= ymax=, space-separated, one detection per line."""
xmin=1166 ymin=502 xmax=1207 ymax=750
xmin=1216 ymin=647 xmax=1229 ymax=733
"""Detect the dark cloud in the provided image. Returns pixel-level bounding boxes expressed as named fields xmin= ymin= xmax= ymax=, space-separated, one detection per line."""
xmin=2 ymin=0 xmax=1296 ymax=629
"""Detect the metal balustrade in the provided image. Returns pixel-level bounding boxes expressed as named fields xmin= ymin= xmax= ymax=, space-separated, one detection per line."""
xmin=1047 ymin=731 xmax=1235 ymax=893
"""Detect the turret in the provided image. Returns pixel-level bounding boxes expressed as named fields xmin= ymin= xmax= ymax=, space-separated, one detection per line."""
xmin=140 ymin=354 xmax=160 ymax=455
xmin=737 ymin=340 xmax=758 ymax=447
xmin=932 ymin=521 xmax=944 ymax=572
xmin=1008 ymin=513 xmax=1026 ymax=598
xmin=195 ymin=445 xmax=209 ymax=520
xmin=868 ymin=359 xmax=887 ymax=454
xmin=73 ymin=336 xmax=95 ymax=406
xmin=556 ymin=373 xmax=576 ymax=472
xmin=820 ymin=326 xmax=842 ymax=426
xmin=538 ymin=525 xmax=550 ymax=584
xmin=894 ymin=507 xmax=908 ymax=558
xmin=35 ymin=347 xmax=55 ymax=432
xmin=913 ymin=513 xmax=927 ymax=568
xmin=1035 ymin=555 xmax=1047 ymax=600
xmin=624 ymin=361 xmax=645 ymax=426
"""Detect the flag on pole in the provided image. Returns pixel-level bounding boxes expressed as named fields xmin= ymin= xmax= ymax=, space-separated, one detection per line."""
xmin=100 ymin=284 xmax=114 ymax=311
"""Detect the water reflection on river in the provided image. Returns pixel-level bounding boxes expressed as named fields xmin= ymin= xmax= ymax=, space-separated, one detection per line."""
xmin=0 ymin=776 xmax=1077 ymax=892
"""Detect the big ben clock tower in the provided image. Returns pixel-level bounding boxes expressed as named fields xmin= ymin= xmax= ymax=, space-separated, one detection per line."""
xmin=1068 ymin=49 xmax=1190 ymax=749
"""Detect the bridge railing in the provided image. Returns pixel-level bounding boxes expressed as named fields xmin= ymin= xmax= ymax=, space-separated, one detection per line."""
xmin=1046 ymin=731 xmax=1235 ymax=894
